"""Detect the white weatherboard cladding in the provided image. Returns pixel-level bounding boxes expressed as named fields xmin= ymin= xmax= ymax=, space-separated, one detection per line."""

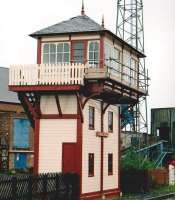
xmin=82 ymin=99 xmax=101 ymax=193
xmin=103 ymin=105 xmax=119 ymax=190
xmin=39 ymin=119 xmax=77 ymax=173
xmin=82 ymin=100 xmax=119 ymax=193
xmin=59 ymin=95 xmax=77 ymax=114
xmin=41 ymin=36 xmax=69 ymax=42
xmin=40 ymin=96 xmax=58 ymax=114
xmin=40 ymin=95 xmax=77 ymax=114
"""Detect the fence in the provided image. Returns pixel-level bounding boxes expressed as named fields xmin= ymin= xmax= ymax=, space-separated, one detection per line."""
xmin=9 ymin=63 xmax=86 ymax=86
xmin=149 ymin=169 xmax=168 ymax=186
xmin=0 ymin=173 xmax=79 ymax=200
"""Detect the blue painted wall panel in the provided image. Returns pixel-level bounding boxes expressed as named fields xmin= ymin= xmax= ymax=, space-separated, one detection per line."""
xmin=13 ymin=119 xmax=30 ymax=148
xmin=14 ymin=153 xmax=27 ymax=169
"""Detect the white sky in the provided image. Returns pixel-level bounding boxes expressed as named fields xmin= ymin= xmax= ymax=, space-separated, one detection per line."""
xmin=1 ymin=0 xmax=175 ymax=118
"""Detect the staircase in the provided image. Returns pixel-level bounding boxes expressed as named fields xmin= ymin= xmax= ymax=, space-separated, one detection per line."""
xmin=137 ymin=140 xmax=170 ymax=168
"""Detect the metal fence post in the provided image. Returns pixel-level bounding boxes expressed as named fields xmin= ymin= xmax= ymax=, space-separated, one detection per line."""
xmin=27 ymin=175 xmax=32 ymax=200
xmin=12 ymin=177 xmax=17 ymax=200
xmin=43 ymin=174 xmax=48 ymax=199
xmin=55 ymin=173 xmax=60 ymax=199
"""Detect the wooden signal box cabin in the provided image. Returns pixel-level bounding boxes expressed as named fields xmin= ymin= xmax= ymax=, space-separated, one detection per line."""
xmin=9 ymin=10 xmax=147 ymax=200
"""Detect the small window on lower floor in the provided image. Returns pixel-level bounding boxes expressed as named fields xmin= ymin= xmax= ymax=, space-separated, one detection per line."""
xmin=88 ymin=153 xmax=94 ymax=177
xmin=108 ymin=153 xmax=113 ymax=175
xmin=89 ymin=106 xmax=95 ymax=130
xmin=108 ymin=111 xmax=113 ymax=133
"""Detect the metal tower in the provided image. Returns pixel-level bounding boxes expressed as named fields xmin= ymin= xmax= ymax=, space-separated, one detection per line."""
xmin=117 ymin=0 xmax=149 ymax=135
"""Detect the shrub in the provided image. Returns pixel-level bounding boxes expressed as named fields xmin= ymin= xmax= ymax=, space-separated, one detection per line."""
xmin=121 ymin=149 xmax=155 ymax=170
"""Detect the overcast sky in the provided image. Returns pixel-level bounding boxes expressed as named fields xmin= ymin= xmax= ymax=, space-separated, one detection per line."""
xmin=1 ymin=0 xmax=175 ymax=116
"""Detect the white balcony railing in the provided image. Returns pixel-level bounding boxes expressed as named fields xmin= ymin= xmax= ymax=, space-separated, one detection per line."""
xmin=9 ymin=63 xmax=86 ymax=86
xmin=9 ymin=63 xmax=147 ymax=94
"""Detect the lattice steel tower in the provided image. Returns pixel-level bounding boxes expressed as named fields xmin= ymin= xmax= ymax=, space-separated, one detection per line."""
xmin=117 ymin=0 xmax=148 ymax=134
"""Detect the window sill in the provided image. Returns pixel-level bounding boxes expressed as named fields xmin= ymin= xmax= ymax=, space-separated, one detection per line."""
xmin=108 ymin=130 xmax=113 ymax=133
xmin=89 ymin=127 xmax=95 ymax=130
xmin=88 ymin=174 xmax=94 ymax=177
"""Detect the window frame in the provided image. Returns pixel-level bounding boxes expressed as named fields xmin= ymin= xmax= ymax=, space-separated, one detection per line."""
xmin=108 ymin=153 xmax=113 ymax=176
xmin=104 ymin=42 xmax=121 ymax=72
xmin=42 ymin=42 xmax=70 ymax=64
xmin=108 ymin=111 xmax=113 ymax=133
xmin=88 ymin=153 xmax=94 ymax=177
xmin=12 ymin=118 xmax=30 ymax=150
xmin=89 ymin=106 xmax=95 ymax=130
xmin=88 ymin=40 xmax=100 ymax=68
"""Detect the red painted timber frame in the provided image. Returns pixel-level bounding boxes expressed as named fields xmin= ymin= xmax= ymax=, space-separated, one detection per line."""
xmin=9 ymin=85 xmax=81 ymax=92
xmin=118 ymin=106 xmax=121 ymax=191
xmin=77 ymin=94 xmax=83 ymax=195
xmin=37 ymin=38 xmax=42 ymax=64
xmin=100 ymin=102 xmax=104 ymax=192
xmin=100 ymin=34 xmax=104 ymax=68
xmin=34 ymin=119 xmax=40 ymax=174
xmin=40 ymin=114 xmax=78 ymax=119
xmin=80 ymin=188 xmax=120 ymax=200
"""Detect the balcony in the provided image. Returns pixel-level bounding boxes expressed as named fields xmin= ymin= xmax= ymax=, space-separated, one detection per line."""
xmin=9 ymin=63 xmax=148 ymax=100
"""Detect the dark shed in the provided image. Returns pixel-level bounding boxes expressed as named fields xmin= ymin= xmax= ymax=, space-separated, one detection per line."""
xmin=151 ymin=108 xmax=175 ymax=147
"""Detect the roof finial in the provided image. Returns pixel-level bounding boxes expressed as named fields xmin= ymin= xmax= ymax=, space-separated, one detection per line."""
xmin=81 ymin=0 xmax=85 ymax=15
xmin=102 ymin=14 xmax=105 ymax=28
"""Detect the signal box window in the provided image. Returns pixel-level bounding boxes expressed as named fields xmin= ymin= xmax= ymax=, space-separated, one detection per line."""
xmin=88 ymin=153 xmax=94 ymax=177
xmin=89 ymin=106 xmax=95 ymax=130
xmin=108 ymin=111 xmax=113 ymax=132
xmin=108 ymin=153 xmax=113 ymax=175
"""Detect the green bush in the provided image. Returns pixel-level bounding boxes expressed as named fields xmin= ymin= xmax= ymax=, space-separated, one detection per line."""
xmin=121 ymin=149 xmax=155 ymax=170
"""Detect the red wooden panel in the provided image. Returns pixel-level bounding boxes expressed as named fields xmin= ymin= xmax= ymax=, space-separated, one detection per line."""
xmin=62 ymin=143 xmax=77 ymax=173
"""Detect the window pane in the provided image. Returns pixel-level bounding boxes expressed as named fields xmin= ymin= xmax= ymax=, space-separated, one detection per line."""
xmin=50 ymin=53 xmax=56 ymax=64
xmin=57 ymin=53 xmax=62 ymax=63
xmin=73 ymin=42 xmax=84 ymax=63
xmin=50 ymin=44 xmax=56 ymax=53
xmin=94 ymin=42 xmax=99 ymax=51
xmin=108 ymin=154 xmax=113 ymax=175
xmin=64 ymin=53 xmax=70 ymax=62
xmin=43 ymin=54 xmax=49 ymax=64
xmin=89 ymin=42 xmax=94 ymax=51
xmin=88 ymin=153 xmax=94 ymax=177
xmin=43 ymin=44 xmax=49 ymax=54
xmin=89 ymin=41 xmax=99 ymax=68
xmin=89 ymin=106 xmax=95 ymax=130
xmin=94 ymin=52 xmax=99 ymax=60
xmin=74 ymin=43 xmax=83 ymax=50
xmin=57 ymin=43 xmax=63 ymax=52
xmin=89 ymin=52 xmax=94 ymax=60
xmin=108 ymin=111 xmax=113 ymax=132
xmin=64 ymin=43 xmax=69 ymax=52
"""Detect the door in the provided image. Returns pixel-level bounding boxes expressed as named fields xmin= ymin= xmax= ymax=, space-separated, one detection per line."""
xmin=159 ymin=122 xmax=169 ymax=141
xmin=62 ymin=143 xmax=76 ymax=173
xmin=72 ymin=42 xmax=85 ymax=64
xmin=14 ymin=153 xmax=27 ymax=169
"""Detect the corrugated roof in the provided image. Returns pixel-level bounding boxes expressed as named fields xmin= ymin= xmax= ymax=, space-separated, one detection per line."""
xmin=0 ymin=67 xmax=19 ymax=104
xmin=30 ymin=15 xmax=105 ymax=37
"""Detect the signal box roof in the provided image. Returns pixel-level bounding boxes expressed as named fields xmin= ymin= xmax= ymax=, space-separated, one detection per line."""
xmin=30 ymin=15 xmax=145 ymax=58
